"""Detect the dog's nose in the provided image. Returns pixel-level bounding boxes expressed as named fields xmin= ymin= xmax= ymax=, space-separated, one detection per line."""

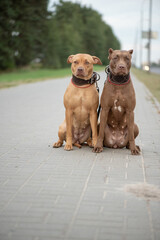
xmin=118 ymin=65 xmax=125 ymax=69
xmin=77 ymin=67 xmax=84 ymax=72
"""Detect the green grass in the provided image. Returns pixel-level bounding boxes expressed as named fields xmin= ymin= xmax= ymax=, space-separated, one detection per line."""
xmin=131 ymin=67 xmax=160 ymax=103
xmin=0 ymin=65 xmax=104 ymax=89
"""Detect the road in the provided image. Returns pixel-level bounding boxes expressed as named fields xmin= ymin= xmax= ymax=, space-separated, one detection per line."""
xmin=150 ymin=66 xmax=160 ymax=74
xmin=0 ymin=71 xmax=160 ymax=240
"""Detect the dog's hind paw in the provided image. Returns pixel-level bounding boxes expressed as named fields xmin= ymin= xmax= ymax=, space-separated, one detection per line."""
xmin=53 ymin=140 xmax=63 ymax=148
xmin=131 ymin=146 xmax=140 ymax=155
xmin=87 ymin=138 xmax=93 ymax=148
xmin=136 ymin=145 xmax=141 ymax=152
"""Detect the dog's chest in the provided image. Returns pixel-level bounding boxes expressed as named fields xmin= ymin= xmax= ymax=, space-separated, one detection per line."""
xmin=71 ymin=94 xmax=89 ymax=110
xmin=65 ymin=88 xmax=98 ymax=110
xmin=111 ymin=90 xmax=127 ymax=116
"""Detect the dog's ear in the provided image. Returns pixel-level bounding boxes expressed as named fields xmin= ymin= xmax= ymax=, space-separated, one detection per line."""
xmin=67 ymin=55 xmax=74 ymax=64
xmin=92 ymin=56 xmax=102 ymax=65
xmin=128 ymin=49 xmax=133 ymax=55
xmin=108 ymin=48 xmax=113 ymax=59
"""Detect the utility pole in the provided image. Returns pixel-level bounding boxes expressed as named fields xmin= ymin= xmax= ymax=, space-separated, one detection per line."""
xmin=148 ymin=0 xmax=152 ymax=72
xmin=140 ymin=8 xmax=143 ymax=69
xmin=134 ymin=28 xmax=138 ymax=67
xmin=140 ymin=0 xmax=146 ymax=70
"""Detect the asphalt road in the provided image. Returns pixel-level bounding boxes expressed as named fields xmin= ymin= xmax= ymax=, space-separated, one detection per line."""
xmin=150 ymin=66 xmax=160 ymax=74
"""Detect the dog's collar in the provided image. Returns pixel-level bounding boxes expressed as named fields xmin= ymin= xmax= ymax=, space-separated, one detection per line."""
xmin=105 ymin=65 xmax=131 ymax=85
xmin=71 ymin=72 xmax=100 ymax=87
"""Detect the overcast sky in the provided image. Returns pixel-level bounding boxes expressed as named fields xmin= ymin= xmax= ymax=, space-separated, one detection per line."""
xmin=49 ymin=0 xmax=160 ymax=67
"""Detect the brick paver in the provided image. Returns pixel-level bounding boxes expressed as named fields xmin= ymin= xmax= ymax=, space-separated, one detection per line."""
xmin=0 ymin=71 xmax=160 ymax=240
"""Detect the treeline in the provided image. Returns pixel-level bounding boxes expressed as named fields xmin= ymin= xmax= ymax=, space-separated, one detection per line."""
xmin=0 ymin=0 xmax=120 ymax=70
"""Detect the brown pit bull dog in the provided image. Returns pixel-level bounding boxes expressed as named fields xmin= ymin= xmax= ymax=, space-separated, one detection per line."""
xmin=53 ymin=53 xmax=102 ymax=151
xmin=93 ymin=48 xmax=140 ymax=155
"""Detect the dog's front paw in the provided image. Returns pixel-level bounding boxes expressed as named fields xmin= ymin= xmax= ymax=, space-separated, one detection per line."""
xmin=131 ymin=145 xmax=140 ymax=155
xmin=93 ymin=145 xmax=103 ymax=153
xmin=92 ymin=139 xmax=97 ymax=148
xmin=64 ymin=144 xmax=73 ymax=151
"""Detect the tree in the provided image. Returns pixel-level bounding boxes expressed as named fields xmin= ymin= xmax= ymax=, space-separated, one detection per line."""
xmin=0 ymin=0 xmax=49 ymax=69
xmin=0 ymin=0 xmax=121 ymax=70
xmin=0 ymin=0 xmax=16 ymax=69
xmin=46 ymin=0 xmax=121 ymax=68
xmin=13 ymin=0 xmax=49 ymax=66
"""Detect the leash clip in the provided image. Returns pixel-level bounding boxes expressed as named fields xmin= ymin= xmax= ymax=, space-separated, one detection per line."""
xmin=105 ymin=65 xmax=110 ymax=75
xmin=91 ymin=72 xmax=100 ymax=84
xmin=104 ymin=65 xmax=110 ymax=84
xmin=90 ymin=72 xmax=100 ymax=92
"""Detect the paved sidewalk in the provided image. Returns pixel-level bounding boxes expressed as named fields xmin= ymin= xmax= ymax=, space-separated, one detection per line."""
xmin=0 ymin=71 xmax=160 ymax=240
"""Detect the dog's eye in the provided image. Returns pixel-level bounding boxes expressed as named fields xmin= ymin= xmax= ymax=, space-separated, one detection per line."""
xmin=126 ymin=57 xmax=130 ymax=61
xmin=74 ymin=60 xmax=78 ymax=64
xmin=113 ymin=56 xmax=118 ymax=60
xmin=85 ymin=61 xmax=90 ymax=65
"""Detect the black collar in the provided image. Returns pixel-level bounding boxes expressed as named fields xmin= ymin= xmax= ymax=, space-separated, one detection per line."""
xmin=72 ymin=72 xmax=100 ymax=86
xmin=105 ymin=66 xmax=130 ymax=85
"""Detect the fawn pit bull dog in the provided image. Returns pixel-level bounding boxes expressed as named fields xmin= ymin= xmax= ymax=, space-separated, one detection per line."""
xmin=53 ymin=53 xmax=102 ymax=150
xmin=93 ymin=48 xmax=140 ymax=155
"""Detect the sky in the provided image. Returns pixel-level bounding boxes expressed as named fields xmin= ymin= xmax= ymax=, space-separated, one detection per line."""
xmin=49 ymin=0 xmax=160 ymax=67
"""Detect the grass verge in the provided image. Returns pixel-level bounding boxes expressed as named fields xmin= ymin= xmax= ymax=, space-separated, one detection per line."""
xmin=0 ymin=65 xmax=104 ymax=89
xmin=131 ymin=67 xmax=160 ymax=103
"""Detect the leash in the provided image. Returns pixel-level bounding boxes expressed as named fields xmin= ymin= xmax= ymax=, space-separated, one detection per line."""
xmin=97 ymin=66 xmax=110 ymax=119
